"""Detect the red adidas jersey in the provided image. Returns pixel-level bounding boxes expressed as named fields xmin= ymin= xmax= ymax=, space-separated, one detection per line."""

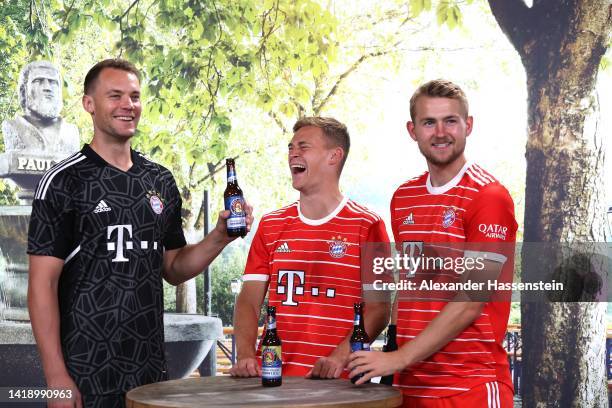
xmin=243 ymin=197 xmax=389 ymax=376
xmin=390 ymin=163 xmax=517 ymax=398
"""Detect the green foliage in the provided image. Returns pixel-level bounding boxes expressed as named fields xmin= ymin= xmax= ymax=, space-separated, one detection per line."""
xmin=600 ymin=46 xmax=611 ymax=71
xmin=162 ymin=243 xmax=247 ymax=325
xmin=0 ymin=0 xmax=52 ymax=59
xmin=38 ymin=0 xmax=339 ymax=231
xmin=0 ymin=180 xmax=19 ymax=206
xmin=0 ymin=9 xmax=28 ymax=122
xmin=436 ymin=1 xmax=462 ymax=29
xmin=208 ymin=245 xmax=247 ymax=325
xmin=410 ymin=0 xmax=466 ymax=30
xmin=509 ymin=302 xmax=520 ymax=324
xmin=410 ymin=0 xmax=432 ymax=17
xmin=163 ymin=281 xmax=176 ymax=312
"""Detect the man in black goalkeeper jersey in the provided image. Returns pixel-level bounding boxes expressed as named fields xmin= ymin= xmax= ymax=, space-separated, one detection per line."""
xmin=27 ymin=59 xmax=253 ymax=408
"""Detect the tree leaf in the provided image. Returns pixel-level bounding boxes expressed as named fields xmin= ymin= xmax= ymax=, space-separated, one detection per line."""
xmin=192 ymin=19 xmax=204 ymax=39
xmin=446 ymin=5 xmax=460 ymax=30
xmin=452 ymin=5 xmax=462 ymax=28
xmin=410 ymin=0 xmax=423 ymax=17
xmin=436 ymin=1 xmax=448 ymax=26
xmin=600 ymin=55 xmax=610 ymax=71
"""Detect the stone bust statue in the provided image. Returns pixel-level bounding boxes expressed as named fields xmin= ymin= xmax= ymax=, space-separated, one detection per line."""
xmin=2 ymin=61 xmax=79 ymax=154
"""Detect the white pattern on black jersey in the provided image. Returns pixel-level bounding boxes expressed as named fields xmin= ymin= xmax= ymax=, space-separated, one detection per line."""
xmin=27 ymin=144 xmax=186 ymax=395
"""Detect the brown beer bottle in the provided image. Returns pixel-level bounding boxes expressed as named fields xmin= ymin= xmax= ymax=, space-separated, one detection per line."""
xmin=224 ymin=158 xmax=246 ymax=237
xmin=350 ymin=302 xmax=371 ymax=384
xmin=261 ymin=306 xmax=282 ymax=387
xmin=380 ymin=324 xmax=397 ymax=386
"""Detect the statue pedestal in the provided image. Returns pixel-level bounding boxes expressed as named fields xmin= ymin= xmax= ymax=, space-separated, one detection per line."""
xmin=0 ymin=152 xmax=66 ymax=203
xmin=0 ymin=206 xmax=31 ymax=317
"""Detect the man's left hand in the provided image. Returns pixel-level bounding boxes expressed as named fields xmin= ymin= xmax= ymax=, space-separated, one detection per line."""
xmin=347 ymin=350 xmax=405 ymax=385
xmin=306 ymin=351 xmax=347 ymax=379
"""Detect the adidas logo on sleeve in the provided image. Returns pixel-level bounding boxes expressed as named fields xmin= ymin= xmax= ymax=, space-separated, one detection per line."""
xmin=275 ymin=242 xmax=291 ymax=253
xmin=402 ymin=213 xmax=414 ymax=225
xmin=94 ymin=200 xmax=112 ymax=214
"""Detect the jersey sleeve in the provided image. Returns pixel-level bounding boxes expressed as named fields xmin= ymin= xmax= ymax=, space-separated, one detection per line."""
xmin=162 ymin=174 xmax=187 ymax=250
xmin=362 ymin=217 xmax=394 ymax=297
xmin=27 ymin=176 xmax=76 ymax=260
xmin=389 ymin=192 xmax=400 ymax=243
xmin=367 ymin=218 xmax=391 ymax=244
xmin=242 ymin=221 xmax=271 ymax=282
xmin=463 ymin=183 xmax=518 ymax=263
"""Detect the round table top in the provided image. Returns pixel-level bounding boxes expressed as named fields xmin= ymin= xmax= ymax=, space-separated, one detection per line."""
xmin=126 ymin=376 xmax=403 ymax=408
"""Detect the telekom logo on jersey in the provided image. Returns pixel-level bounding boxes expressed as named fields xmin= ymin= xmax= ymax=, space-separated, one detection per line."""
xmin=106 ymin=225 xmax=158 ymax=262
xmin=277 ymin=270 xmax=304 ymax=306
xmin=277 ymin=269 xmax=336 ymax=307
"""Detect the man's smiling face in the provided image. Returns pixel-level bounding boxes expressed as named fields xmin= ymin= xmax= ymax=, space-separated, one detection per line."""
xmin=407 ymin=96 xmax=472 ymax=168
xmin=83 ymin=67 xmax=142 ymax=141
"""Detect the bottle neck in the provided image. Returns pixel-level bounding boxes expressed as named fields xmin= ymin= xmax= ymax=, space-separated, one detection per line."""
xmin=353 ymin=312 xmax=364 ymax=328
xmin=386 ymin=324 xmax=397 ymax=344
xmin=227 ymin=165 xmax=238 ymax=185
xmin=267 ymin=314 xmax=277 ymax=330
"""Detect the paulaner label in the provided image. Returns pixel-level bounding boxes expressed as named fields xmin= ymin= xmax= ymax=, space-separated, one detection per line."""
xmin=225 ymin=196 xmax=246 ymax=228
xmin=261 ymin=346 xmax=282 ymax=379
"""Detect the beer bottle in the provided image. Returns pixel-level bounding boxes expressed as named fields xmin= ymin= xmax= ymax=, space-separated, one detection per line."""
xmin=224 ymin=158 xmax=247 ymax=237
xmin=380 ymin=324 xmax=397 ymax=386
xmin=261 ymin=306 xmax=282 ymax=387
xmin=350 ymin=302 xmax=370 ymax=384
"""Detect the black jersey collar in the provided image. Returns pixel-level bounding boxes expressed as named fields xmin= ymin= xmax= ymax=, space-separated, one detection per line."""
xmin=81 ymin=143 xmax=144 ymax=171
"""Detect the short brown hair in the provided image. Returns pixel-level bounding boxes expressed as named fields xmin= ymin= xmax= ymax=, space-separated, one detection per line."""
xmin=84 ymin=59 xmax=141 ymax=95
xmin=293 ymin=116 xmax=350 ymax=172
xmin=409 ymin=79 xmax=469 ymax=121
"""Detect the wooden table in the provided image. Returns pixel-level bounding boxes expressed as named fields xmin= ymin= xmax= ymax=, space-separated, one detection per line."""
xmin=126 ymin=376 xmax=403 ymax=408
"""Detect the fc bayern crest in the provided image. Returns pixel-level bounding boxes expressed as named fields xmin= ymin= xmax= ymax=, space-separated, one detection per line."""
xmin=442 ymin=208 xmax=456 ymax=228
xmin=147 ymin=191 xmax=164 ymax=215
xmin=329 ymin=236 xmax=348 ymax=258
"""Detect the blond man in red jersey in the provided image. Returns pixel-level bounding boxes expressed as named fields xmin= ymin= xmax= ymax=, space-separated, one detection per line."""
xmin=348 ymin=80 xmax=517 ymax=408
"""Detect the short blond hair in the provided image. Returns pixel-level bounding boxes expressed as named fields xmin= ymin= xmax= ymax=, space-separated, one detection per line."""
xmin=293 ymin=116 xmax=350 ymax=172
xmin=409 ymin=79 xmax=469 ymax=121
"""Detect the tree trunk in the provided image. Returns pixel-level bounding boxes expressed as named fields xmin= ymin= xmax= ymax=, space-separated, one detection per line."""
xmin=488 ymin=0 xmax=611 ymax=405
xmin=175 ymin=185 xmax=198 ymax=314
xmin=176 ymin=280 xmax=197 ymax=313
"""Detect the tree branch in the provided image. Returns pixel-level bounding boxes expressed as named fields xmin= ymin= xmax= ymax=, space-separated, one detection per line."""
xmin=313 ymin=10 xmax=415 ymax=114
xmin=268 ymin=111 xmax=290 ymax=134
xmin=314 ymin=47 xmax=395 ymax=114
xmin=195 ymin=158 xmax=230 ymax=186
xmin=120 ymin=0 xmax=140 ymax=20
xmin=488 ymin=0 xmax=533 ymax=54
xmin=29 ymin=0 xmax=33 ymax=29
xmin=193 ymin=140 xmax=275 ymax=187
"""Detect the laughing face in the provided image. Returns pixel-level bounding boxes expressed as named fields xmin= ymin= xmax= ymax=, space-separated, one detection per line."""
xmin=407 ymin=96 xmax=472 ymax=168
xmin=82 ymin=67 xmax=141 ymax=141
xmin=288 ymin=125 xmax=339 ymax=193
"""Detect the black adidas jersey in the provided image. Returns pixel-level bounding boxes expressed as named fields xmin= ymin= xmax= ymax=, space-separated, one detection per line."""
xmin=27 ymin=144 xmax=186 ymax=395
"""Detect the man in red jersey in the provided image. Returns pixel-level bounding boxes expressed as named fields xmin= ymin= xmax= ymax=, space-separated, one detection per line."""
xmin=230 ymin=117 xmax=391 ymax=379
xmin=348 ymin=80 xmax=517 ymax=407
